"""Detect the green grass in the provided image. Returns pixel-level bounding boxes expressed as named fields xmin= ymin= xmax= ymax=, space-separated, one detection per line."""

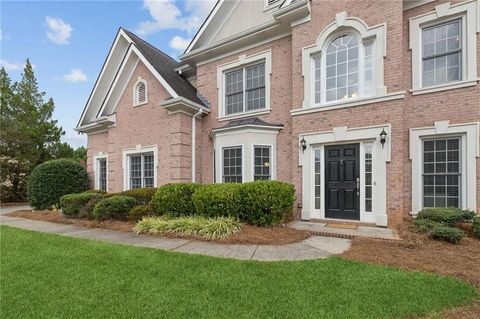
xmin=0 ymin=226 xmax=476 ymax=319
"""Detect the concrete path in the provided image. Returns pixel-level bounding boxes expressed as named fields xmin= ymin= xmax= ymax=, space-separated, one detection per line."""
xmin=289 ymin=220 xmax=398 ymax=240
xmin=0 ymin=209 xmax=351 ymax=261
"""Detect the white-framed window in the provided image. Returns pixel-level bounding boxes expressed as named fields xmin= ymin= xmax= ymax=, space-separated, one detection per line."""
xmin=93 ymin=154 xmax=108 ymax=191
xmin=409 ymin=1 xmax=478 ymax=94
xmin=217 ymin=50 xmax=272 ymax=120
xmin=133 ymin=78 xmax=148 ymax=106
xmin=409 ymin=121 xmax=479 ymax=215
xmin=364 ymin=143 xmax=373 ymax=212
xmin=313 ymin=148 xmax=321 ymax=210
xmin=122 ymin=145 xmax=158 ymax=190
xmin=253 ymin=145 xmax=271 ymax=180
xmin=422 ymin=137 xmax=461 ymax=208
xmin=302 ymin=12 xmax=387 ymax=109
xmin=129 ymin=153 xmax=154 ymax=189
xmin=222 ymin=146 xmax=242 ymax=183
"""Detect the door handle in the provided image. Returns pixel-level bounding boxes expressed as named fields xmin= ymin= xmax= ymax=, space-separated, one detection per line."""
xmin=356 ymin=177 xmax=360 ymax=196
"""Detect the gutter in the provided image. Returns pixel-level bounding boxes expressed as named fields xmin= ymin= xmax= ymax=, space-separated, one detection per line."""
xmin=191 ymin=109 xmax=203 ymax=182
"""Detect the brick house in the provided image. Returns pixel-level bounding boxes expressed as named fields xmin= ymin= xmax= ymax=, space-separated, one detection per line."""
xmin=76 ymin=0 xmax=480 ymax=229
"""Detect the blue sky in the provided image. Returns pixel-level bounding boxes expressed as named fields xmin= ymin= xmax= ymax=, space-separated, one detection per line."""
xmin=1 ymin=0 xmax=216 ymax=148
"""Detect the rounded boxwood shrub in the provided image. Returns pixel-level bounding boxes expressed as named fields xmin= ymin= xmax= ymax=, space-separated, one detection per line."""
xmin=59 ymin=192 xmax=101 ymax=218
xmin=429 ymin=225 xmax=465 ymax=244
xmin=83 ymin=189 xmax=107 ymax=195
xmin=416 ymin=208 xmax=473 ymax=226
xmin=27 ymin=159 xmax=88 ymax=209
xmin=239 ymin=181 xmax=295 ymax=226
xmin=105 ymin=188 xmax=157 ymax=205
xmin=192 ymin=184 xmax=243 ymax=219
xmin=152 ymin=183 xmax=203 ymax=217
xmin=473 ymin=216 xmax=480 ymax=239
xmin=92 ymin=195 xmax=137 ymax=220
xmin=79 ymin=196 xmax=104 ymax=219
xmin=129 ymin=205 xmax=155 ymax=221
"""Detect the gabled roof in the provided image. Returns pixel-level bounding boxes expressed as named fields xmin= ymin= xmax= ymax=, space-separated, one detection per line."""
xmin=122 ymin=29 xmax=205 ymax=106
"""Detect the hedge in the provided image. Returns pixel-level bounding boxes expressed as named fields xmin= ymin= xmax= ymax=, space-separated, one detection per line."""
xmin=192 ymin=184 xmax=243 ymax=219
xmin=59 ymin=193 xmax=101 ymax=218
xmin=92 ymin=196 xmax=137 ymax=220
xmin=416 ymin=208 xmax=475 ymax=226
xmin=79 ymin=196 xmax=104 ymax=219
xmin=239 ymin=181 xmax=295 ymax=226
xmin=105 ymin=188 xmax=156 ymax=205
xmin=152 ymin=183 xmax=203 ymax=217
xmin=473 ymin=216 xmax=480 ymax=239
xmin=129 ymin=205 xmax=155 ymax=222
xmin=429 ymin=225 xmax=465 ymax=244
xmin=27 ymin=159 xmax=88 ymax=209
xmin=410 ymin=219 xmax=441 ymax=234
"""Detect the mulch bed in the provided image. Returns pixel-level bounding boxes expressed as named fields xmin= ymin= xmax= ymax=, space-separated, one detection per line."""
xmin=341 ymin=225 xmax=480 ymax=319
xmin=7 ymin=210 xmax=310 ymax=245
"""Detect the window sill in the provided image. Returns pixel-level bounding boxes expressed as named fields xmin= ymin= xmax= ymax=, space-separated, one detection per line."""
xmin=133 ymin=101 xmax=148 ymax=107
xmin=410 ymin=79 xmax=479 ymax=96
xmin=292 ymin=92 xmax=406 ymax=116
xmin=218 ymin=109 xmax=271 ymax=122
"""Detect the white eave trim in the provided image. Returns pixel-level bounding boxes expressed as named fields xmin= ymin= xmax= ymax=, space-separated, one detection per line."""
xmin=160 ymin=96 xmax=210 ymax=116
xmin=211 ymin=124 xmax=283 ymax=136
xmin=75 ymin=114 xmax=116 ymax=133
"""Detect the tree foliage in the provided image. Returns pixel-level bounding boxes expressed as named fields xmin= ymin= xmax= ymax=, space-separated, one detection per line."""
xmin=0 ymin=60 xmax=69 ymax=202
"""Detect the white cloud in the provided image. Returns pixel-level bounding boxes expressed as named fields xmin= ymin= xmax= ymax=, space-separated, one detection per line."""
xmin=0 ymin=60 xmax=21 ymax=71
xmin=169 ymin=35 xmax=191 ymax=52
xmin=136 ymin=0 xmax=216 ymax=36
xmin=46 ymin=17 xmax=73 ymax=45
xmin=0 ymin=30 xmax=10 ymax=40
xmin=63 ymin=69 xmax=87 ymax=83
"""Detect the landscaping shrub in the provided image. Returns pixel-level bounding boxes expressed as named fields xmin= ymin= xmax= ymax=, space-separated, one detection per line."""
xmin=79 ymin=196 xmax=104 ymax=219
xmin=59 ymin=193 xmax=101 ymax=218
xmin=239 ymin=181 xmax=295 ymax=226
xmin=83 ymin=189 xmax=107 ymax=195
xmin=152 ymin=183 xmax=202 ymax=217
xmin=134 ymin=216 xmax=241 ymax=240
xmin=27 ymin=159 xmax=88 ymax=209
xmin=192 ymin=183 xmax=243 ymax=219
xmin=410 ymin=219 xmax=441 ymax=234
xmin=473 ymin=216 xmax=480 ymax=239
xmin=416 ymin=208 xmax=474 ymax=226
xmin=129 ymin=205 xmax=155 ymax=222
xmin=429 ymin=225 xmax=465 ymax=244
xmin=92 ymin=196 xmax=137 ymax=220
xmin=105 ymin=188 xmax=156 ymax=205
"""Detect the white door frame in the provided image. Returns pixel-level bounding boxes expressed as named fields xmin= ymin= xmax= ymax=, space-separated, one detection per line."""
xmin=299 ymin=124 xmax=391 ymax=226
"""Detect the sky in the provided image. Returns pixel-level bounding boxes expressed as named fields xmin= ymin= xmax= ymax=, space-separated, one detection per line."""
xmin=1 ymin=0 xmax=216 ymax=148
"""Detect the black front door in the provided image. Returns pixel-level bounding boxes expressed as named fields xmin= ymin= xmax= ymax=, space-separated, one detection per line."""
xmin=325 ymin=143 xmax=360 ymax=220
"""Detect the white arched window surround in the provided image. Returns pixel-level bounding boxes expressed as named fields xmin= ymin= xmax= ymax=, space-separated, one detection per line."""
xmin=133 ymin=77 xmax=148 ymax=106
xmin=302 ymin=12 xmax=387 ymax=109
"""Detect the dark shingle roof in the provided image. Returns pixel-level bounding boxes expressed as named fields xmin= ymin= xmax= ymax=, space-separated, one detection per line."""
xmin=122 ymin=28 xmax=207 ymax=107
xmin=221 ymin=117 xmax=284 ymax=129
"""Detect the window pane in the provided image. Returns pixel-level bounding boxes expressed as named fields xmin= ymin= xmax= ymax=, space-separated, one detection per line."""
xmin=143 ymin=154 xmax=154 ymax=188
xmin=223 ymin=147 xmax=242 ymax=183
xmin=98 ymin=159 xmax=107 ymax=191
xmin=254 ymin=146 xmax=271 ymax=181
xmin=313 ymin=55 xmax=321 ymax=104
xmin=364 ymin=143 xmax=373 ymax=212
xmin=314 ymin=149 xmax=321 ymax=209
xmin=130 ymin=155 xmax=142 ymax=189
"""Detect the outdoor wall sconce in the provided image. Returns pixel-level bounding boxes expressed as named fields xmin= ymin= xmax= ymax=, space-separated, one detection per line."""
xmin=300 ymin=137 xmax=307 ymax=152
xmin=379 ymin=129 xmax=387 ymax=148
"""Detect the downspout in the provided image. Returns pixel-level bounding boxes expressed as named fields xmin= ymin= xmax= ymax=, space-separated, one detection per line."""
xmin=191 ymin=109 xmax=203 ymax=182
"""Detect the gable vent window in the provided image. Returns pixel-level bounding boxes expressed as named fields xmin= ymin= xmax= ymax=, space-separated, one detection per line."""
xmin=266 ymin=0 xmax=279 ymax=7
xmin=134 ymin=79 xmax=147 ymax=106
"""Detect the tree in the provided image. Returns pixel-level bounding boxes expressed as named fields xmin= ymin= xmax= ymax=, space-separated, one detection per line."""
xmin=73 ymin=146 xmax=87 ymax=162
xmin=0 ymin=60 xmax=65 ymax=202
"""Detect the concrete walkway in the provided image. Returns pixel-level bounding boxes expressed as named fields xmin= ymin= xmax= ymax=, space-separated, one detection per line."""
xmin=0 ymin=207 xmax=351 ymax=261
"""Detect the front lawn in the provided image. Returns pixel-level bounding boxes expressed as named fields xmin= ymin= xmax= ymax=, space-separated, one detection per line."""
xmin=0 ymin=226 xmax=476 ymax=318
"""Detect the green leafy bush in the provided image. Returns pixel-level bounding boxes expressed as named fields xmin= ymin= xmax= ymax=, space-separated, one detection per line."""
xmin=59 ymin=193 xmax=101 ymax=218
xmin=27 ymin=159 xmax=88 ymax=209
xmin=152 ymin=183 xmax=202 ymax=217
xmin=79 ymin=196 xmax=104 ymax=219
xmin=473 ymin=216 xmax=480 ymax=239
xmin=92 ymin=196 xmax=137 ymax=220
xmin=416 ymin=208 xmax=474 ymax=226
xmin=192 ymin=184 xmax=243 ymax=219
xmin=239 ymin=181 xmax=295 ymax=226
xmin=129 ymin=205 xmax=155 ymax=222
xmin=83 ymin=189 xmax=107 ymax=195
xmin=410 ymin=219 xmax=441 ymax=234
xmin=429 ymin=225 xmax=465 ymax=244
xmin=134 ymin=216 xmax=241 ymax=240
xmin=105 ymin=188 xmax=156 ymax=205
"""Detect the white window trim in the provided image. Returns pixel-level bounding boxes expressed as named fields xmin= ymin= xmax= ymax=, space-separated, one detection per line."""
xmin=409 ymin=121 xmax=479 ymax=215
xmin=251 ymin=144 xmax=276 ymax=181
xmin=122 ymin=145 xmax=158 ymax=190
xmin=217 ymin=50 xmax=272 ymax=120
xmin=301 ymin=11 xmax=387 ymax=110
xmin=221 ymin=145 xmax=245 ymax=183
xmin=133 ymin=77 xmax=148 ymax=107
xmin=409 ymin=0 xmax=479 ymax=95
xmin=93 ymin=152 xmax=108 ymax=191
xmin=298 ymin=124 xmax=391 ymax=226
